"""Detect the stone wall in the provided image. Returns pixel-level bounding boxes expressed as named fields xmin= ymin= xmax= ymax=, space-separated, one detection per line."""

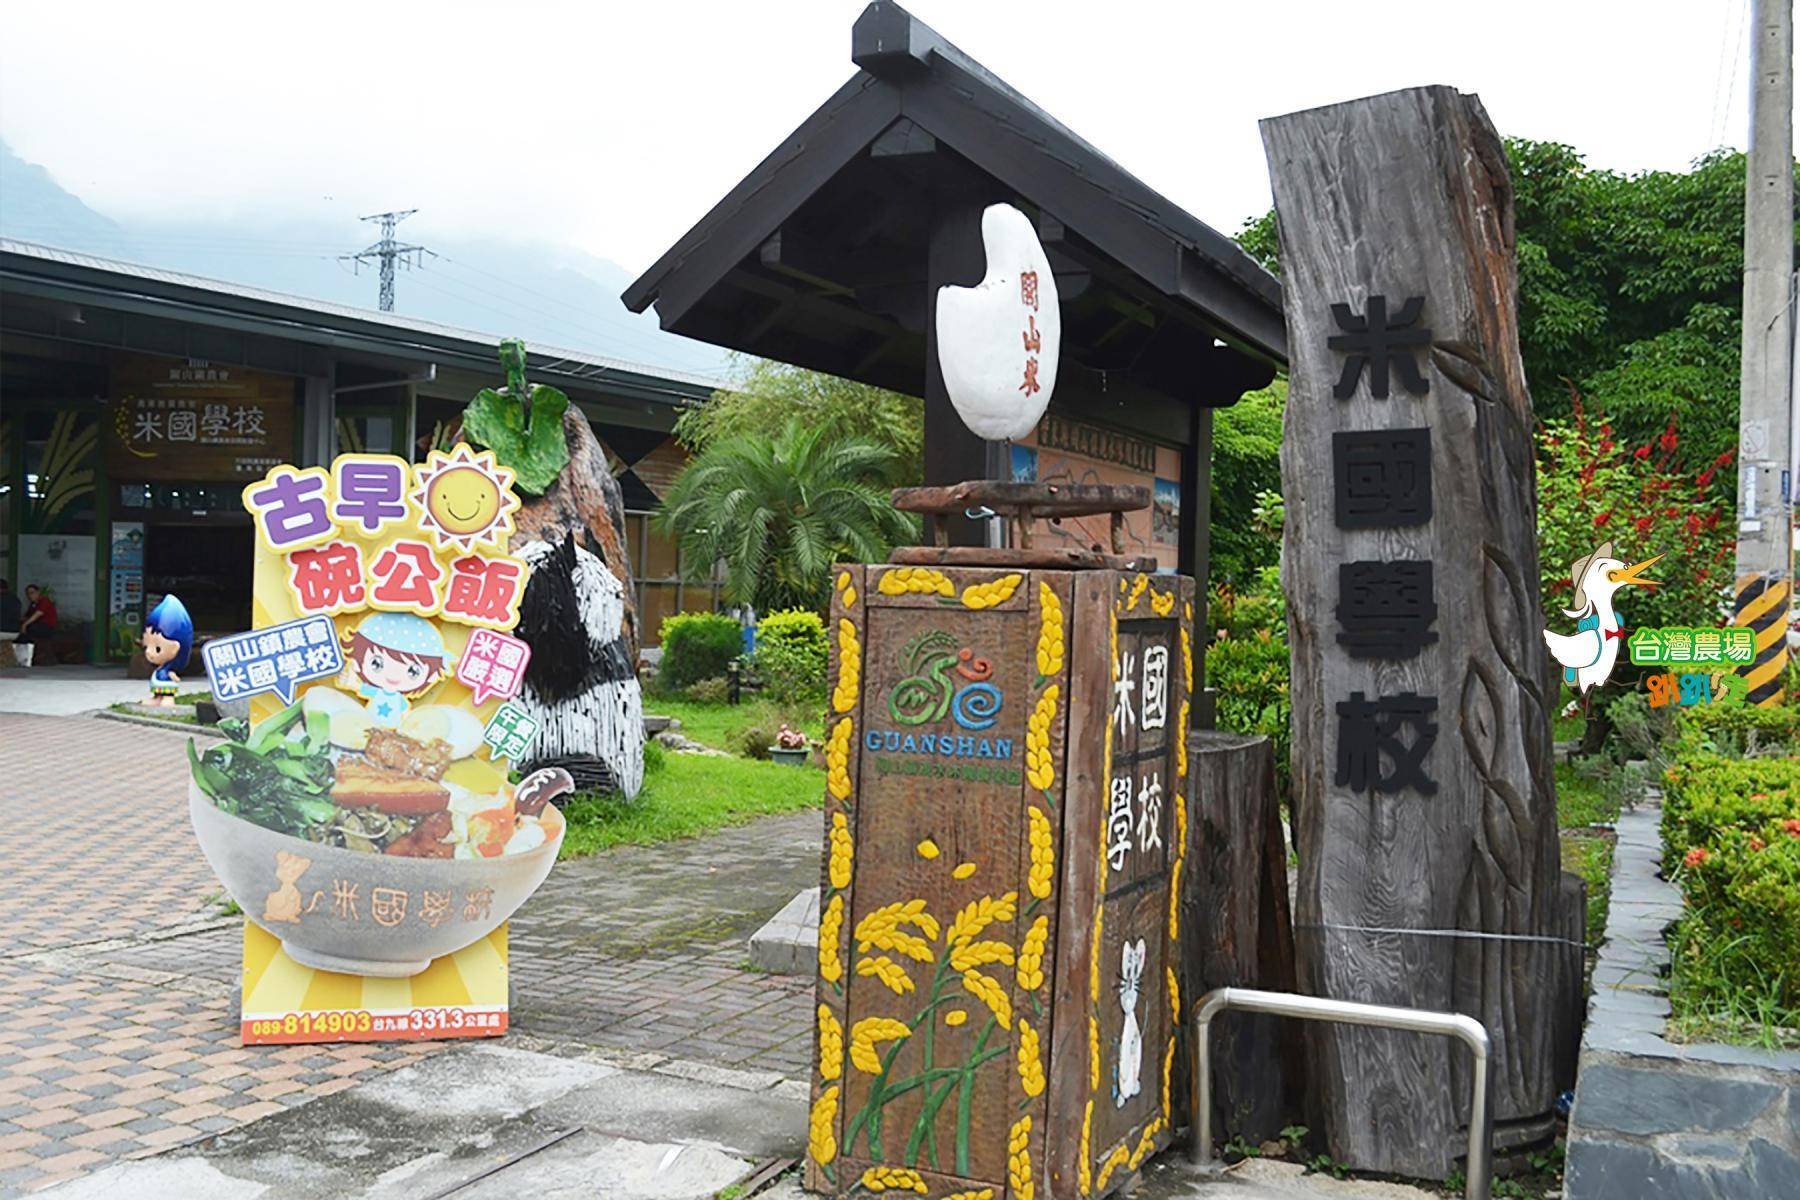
xmin=1564 ymin=791 xmax=1800 ymax=1198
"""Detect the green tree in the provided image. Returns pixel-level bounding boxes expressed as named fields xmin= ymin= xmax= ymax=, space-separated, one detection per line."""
xmin=656 ymin=421 xmax=919 ymax=613
xmin=1234 ymin=143 xmax=1791 ymax=472
xmin=1209 ymin=379 xmax=1286 ymax=584
xmin=675 ymin=358 xmax=924 ymax=486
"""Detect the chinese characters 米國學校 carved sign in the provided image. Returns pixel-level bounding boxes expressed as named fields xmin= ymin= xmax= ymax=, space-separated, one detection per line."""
xmin=1333 ymin=428 xmax=1433 ymax=529
xmin=1336 ymin=561 xmax=1439 ymax=661
xmin=1328 ymin=294 xmax=1432 ymax=400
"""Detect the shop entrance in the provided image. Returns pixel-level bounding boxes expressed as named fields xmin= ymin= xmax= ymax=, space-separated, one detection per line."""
xmin=143 ymin=514 xmax=253 ymax=640
xmin=110 ymin=481 xmax=256 ymax=657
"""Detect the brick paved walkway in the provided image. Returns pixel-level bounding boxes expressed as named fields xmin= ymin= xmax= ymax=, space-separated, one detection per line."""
xmin=0 ymin=712 xmax=820 ymax=1195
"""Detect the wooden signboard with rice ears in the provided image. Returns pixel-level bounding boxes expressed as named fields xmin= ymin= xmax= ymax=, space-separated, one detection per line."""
xmin=806 ymin=564 xmax=1194 ymax=1200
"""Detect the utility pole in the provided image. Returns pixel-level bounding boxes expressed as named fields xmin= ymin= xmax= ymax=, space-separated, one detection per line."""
xmin=1732 ymin=0 xmax=1794 ymax=707
xmin=341 ymin=210 xmax=433 ymax=313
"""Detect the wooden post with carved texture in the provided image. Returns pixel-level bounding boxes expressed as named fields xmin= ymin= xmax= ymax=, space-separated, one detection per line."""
xmin=805 ymin=563 xmax=1193 ymax=1200
xmin=1261 ymin=87 xmax=1579 ymax=1178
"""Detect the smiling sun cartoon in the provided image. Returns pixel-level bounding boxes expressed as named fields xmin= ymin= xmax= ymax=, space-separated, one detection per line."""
xmin=411 ymin=445 xmax=521 ymax=552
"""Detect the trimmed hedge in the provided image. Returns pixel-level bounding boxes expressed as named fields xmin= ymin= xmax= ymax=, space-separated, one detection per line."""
xmin=1661 ymin=754 xmax=1800 ymax=871
xmin=750 ymin=609 xmax=829 ymax=702
xmin=659 ymin=612 xmax=743 ymax=691
xmin=1663 ymin=750 xmax=1800 ymax=1028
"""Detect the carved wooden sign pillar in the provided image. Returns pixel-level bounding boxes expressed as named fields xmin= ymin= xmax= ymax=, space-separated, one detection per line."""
xmin=1261 ymin=87 xmax=1576 ymax=1178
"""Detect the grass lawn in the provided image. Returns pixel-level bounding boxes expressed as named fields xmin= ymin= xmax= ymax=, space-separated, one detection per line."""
xmin=647 ymin=696 xmax=826 ymax=754
xmin=1555 ymin=756 xmax=1625 ymax=983
xmin=1555 ymin=760 xmax=1622 ymax=829
xmin=1559 ymin=830 xmax=1615 ymax=954
xmin=559 ymin=746 xmax=821 ymax=858
xmin=558 ymin=698 xmax=828 ymax=858
xmin=107 ymin=689 xmax=213 ymax=725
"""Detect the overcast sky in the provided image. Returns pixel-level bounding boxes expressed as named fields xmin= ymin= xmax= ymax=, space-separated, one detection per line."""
xmin=0 ymin=0 xmax=1759 ymax=276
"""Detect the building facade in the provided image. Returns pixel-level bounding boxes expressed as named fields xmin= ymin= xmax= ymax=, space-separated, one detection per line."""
xmin=0 ymin=239 xmax=721 ymax=665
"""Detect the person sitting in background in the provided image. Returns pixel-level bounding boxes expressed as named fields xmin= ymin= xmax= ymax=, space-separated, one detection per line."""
xmin=15 ymin=584 xmax=57 ymax=668
xmin=0 ymin=580 xmax=20 ymax=667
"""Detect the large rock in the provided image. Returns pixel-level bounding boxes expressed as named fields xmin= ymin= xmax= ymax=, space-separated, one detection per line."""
xmin=512 ymin=407 xmax=639 ymax=660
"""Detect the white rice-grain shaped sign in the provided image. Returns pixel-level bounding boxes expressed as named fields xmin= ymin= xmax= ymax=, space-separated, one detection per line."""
xmin=935 ymin=203 xmax=1060 ymax=440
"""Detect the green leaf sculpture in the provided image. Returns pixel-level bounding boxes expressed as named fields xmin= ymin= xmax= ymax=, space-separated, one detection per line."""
xmin=461 ymin=337 xmax=571 ymax=495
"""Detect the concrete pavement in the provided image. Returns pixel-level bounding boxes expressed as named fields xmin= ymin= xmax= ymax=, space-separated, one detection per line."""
xmin=0 ymin=706 xmax=1445 ymax=1200
xmin=0 ymin=667 xmax=148 ymax=717
xmin=39 ymin=1041 xmax=808 ymax=1198
xmin=0 ymin=710 xmax=815 ymax=1195
xmin=39 ymin=1039 xmax=1439 ymax=1200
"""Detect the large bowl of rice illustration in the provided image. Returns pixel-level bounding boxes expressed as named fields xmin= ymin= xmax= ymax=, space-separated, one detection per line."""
xmin=187 ymin=690 xmax=568 ymax=978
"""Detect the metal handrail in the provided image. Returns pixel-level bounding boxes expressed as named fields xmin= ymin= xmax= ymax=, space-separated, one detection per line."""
xmin=1189 ymin=986 xmax=1493 ymax=1200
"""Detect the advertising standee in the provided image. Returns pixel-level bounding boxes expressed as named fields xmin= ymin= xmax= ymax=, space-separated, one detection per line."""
xmin=186 ymin=444 xmax=561 ymax=1045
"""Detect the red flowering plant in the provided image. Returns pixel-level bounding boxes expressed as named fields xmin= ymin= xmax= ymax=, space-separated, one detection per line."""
xmin=1536 ymin=394 xmax=1736 ymax=709
xmin=1662 ymin=753 xmax=1800 ymax=1028
xmin=1668 ymin=825 xmax=1800 ymax=1025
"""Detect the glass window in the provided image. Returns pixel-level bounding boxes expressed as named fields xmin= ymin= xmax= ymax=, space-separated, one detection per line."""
xmin=335 ymin=412 xmax=397 ymax=455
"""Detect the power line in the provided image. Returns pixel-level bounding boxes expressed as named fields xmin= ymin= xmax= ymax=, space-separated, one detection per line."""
xmin=339 ymin=209 xmax=433 ymax=312
xmin=1709 ymin=0 xmax=1740 ymax=151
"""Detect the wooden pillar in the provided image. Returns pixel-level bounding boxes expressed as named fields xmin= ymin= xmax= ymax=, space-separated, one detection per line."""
xmin=924 ymin=197 xmax=995 ymax=546
xmin=1181 ymin=731 xmax=1303 ymax=1146
xmin=1262 ymin=87 xmax=1573 ymax=1178
xmin=1181 ymin=404 xmax=1217 ymax=728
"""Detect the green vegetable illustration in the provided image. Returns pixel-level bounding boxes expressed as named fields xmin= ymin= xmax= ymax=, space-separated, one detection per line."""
xmin=189 ymin=703 xmax=337 ymax=837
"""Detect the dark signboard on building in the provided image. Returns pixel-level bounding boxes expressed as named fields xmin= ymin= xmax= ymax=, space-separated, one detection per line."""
xmin=107 ymin=354 xmax=296 ymax=481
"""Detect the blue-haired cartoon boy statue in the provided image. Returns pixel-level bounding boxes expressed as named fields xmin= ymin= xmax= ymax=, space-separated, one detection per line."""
xmin=142 ymin=595 xmax=193 ymax=707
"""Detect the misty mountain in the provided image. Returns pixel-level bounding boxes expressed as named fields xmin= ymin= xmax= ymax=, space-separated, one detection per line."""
xmin=0 ymin=140 xmax=731 ymax=382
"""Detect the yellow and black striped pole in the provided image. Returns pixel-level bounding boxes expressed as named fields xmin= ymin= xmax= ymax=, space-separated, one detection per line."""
xmin=1732 ymin=572 xmax=1790 ymax=706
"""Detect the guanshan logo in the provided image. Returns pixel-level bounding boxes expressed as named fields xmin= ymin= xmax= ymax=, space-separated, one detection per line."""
xmin=887 ymin=630 xmax=1003 ymax=729
xmin=868 ymin=631 xmax=1019 ymax=784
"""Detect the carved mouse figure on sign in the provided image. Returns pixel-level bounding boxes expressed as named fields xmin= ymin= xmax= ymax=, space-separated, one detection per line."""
xmin=1115 ymin=937 xmax=1146 ymax=1107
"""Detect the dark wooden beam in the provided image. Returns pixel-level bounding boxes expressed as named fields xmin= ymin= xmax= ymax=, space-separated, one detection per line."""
xmin=923 ymin=196 xmax=991 ymax=545
xmin=1180 ymin=403 xmax=1215 ymax=726
xmin=1052 ymin=365 xmax=1192 ymax=446
xmin=851 ymin=1 xmax=950 ymax=76
xmin=725 ymin=268 xmax=901 ymax=341
xmin=760 ymin=227 xmax=923 ymax=296
xmin=869 ymin=117 xmax=937 ymax=157
xmin=627 ymin=78 xmax=902 ymax=327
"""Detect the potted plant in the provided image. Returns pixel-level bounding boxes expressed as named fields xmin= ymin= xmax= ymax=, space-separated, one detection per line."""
xmin=769 ymin=723 xmax=810 ymax=767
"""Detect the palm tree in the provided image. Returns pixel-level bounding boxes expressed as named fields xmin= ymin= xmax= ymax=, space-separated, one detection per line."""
xmin=656 ymin=421 xmax=918 ymax=613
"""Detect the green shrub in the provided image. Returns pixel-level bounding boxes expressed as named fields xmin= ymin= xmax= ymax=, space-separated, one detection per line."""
xmin=685 ymin=676 xmax=731 ymax=705
xmin=1670 ymin=828 xmax=1800 ymax=1031
xmin=1601 ymin=689 xmax=1682 ymax=769
xmin=1207 ymin=626 xmax=1292 ymax=798
xmin=750 ymin=608 xmax=829 ymax=702
xmin=1661 ymin=754 xmax=1800 ymax=868
xmin=659 ymin=612 xmax=743 ymax=690
xmin=1663 ymin=748 xmax=1800 ymax=1038
xmin=1207 ymin=568 xmax=1285 ymax=639
xmin=737 ymin=722 xmax=774 ymax=760
xmin=1676 ymin=702 xmax=1800 ymax=759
